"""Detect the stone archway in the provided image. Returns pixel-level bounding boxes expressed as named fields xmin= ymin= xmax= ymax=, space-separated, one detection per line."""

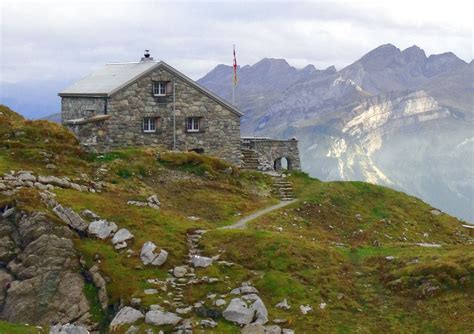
xmin=274 ymin=157 xmax=292 ymax=171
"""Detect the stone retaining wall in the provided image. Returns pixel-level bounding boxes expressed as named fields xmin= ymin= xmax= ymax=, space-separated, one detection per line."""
xmin=241 ymin=138 xmax=301 ymax=171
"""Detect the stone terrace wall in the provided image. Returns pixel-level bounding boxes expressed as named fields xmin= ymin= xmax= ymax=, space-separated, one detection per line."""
xmin=242 ymin=137 xmax=301 ymax=171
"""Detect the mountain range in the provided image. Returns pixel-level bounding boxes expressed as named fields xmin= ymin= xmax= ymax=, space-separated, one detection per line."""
xmin=198 ymin=44 xmax=474 ymax=223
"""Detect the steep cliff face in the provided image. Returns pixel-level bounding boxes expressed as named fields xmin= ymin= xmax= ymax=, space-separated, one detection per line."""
xmin=198 ymin=45 xmax=474 ymax=222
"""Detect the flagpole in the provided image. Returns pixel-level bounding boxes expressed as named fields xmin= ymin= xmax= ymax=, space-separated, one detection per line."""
xmin=232 ymin=80 xmax=235 ymax=105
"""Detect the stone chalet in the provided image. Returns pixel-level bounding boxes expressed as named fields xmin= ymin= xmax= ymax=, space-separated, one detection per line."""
xmin=59 ymin=52 xmax=300 ymax=171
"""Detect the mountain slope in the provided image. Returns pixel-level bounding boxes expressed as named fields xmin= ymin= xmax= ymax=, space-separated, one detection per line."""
xmin=198 ymin=45 xmax=474 ymax=223
xmin=0 ymin=106 xmax=473 ymax=333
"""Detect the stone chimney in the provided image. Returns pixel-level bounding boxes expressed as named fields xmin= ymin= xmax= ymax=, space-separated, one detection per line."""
xmin=141 ymin=50 xmax=154 ymax=62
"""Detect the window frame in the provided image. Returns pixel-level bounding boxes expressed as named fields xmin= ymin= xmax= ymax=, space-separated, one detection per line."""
xmin=152 ymin=81 xmax=167 ymax=96
xmin=143 ymin=117 xmax=157 ymax=133
xmin=186 ymin=117 xmax=200 ymax=133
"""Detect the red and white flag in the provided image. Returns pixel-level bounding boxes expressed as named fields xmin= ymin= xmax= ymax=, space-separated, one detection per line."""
xmin=233 ymin=45 xmax=238 ymax=86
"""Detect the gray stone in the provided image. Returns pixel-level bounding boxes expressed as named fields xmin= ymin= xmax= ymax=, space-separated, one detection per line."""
xmin=265 ymin=325 xmax=282 ymax=334
xmin=275 ymin=299 xmax=291 ymax=310
xmin=144 ymin=289 xmax=158 ymax=295
xmin=214 ymin=298 xmax=226 ymax=307
xmin=81 ymin=209 xmax=99 ymax=220
xmin=125 ymin=326 xmax=139 ymax=334
xmin=140 ymin=241 xmax=168 ymax=266
xmin=89 ymin=264 xmax=108 ymax=310
xmin=111 ymin=228 xmax=134 ymax=244
xmin=49 ymin=324 xmax=89 ymax=334
xmin=200 ymin=318 xmax=218 ymax=328
xmin=110 ymin=306 xmax=144 ymax=328
xmin=241 ymin=323 xmax=265 ymax=334
xmin=223 ymin=298 xmax=254 ymax=325
xmin=173 ymin=266 xmax=187 ymax=278
xmin=243 ymin=294 xmax=268 ymax=325
xmin=53 ymin=205 xmax=89 ymax=232
xmin=190 ymin=255 xmax=213 ymax=268
xmin=145 ymin=310 xmax=182 ymax=326
xmin=88 ymin=219 xmax=118 ymax=239
xmin=300 ymin=304 xmax=312 ymax=315
xmin=282 ymin=329 xmax=295 ymax=334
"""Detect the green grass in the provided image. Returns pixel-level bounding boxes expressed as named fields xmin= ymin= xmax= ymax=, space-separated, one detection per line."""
xmin=1 ymin=106 xmax=473 ymax=333
xmin=0 ymin=321 xmax=45 ymax=334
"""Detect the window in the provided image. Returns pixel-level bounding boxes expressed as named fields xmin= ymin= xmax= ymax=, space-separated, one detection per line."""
xmin=143 ymin=117 xmax=157 ymax=133
xmin=152 ymin=81 xmax=167 ymax=96
xmin=186 ymin=117 xmax=200 ymax=132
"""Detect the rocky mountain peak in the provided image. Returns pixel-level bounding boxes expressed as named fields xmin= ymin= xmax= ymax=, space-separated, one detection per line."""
xmin=402 ymin=45 xmax=427 ymax=62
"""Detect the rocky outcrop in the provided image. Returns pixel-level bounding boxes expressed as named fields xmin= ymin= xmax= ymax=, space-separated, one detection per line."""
xmin=53 ymin=204 xmax=89 ymax=233
xmin=49 ymin=323 xmax=90 ymax=334
xmin=145 ymin=309 xmax=181 ymax=326
xmin=0 ymin=210 xmax=91 ymax=326
xmin=88 ymin=264 xmax=108 ymax=310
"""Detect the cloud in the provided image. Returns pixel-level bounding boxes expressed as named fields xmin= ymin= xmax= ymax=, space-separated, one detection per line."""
xmin=0 ymin=0 xmax=472 ymax=117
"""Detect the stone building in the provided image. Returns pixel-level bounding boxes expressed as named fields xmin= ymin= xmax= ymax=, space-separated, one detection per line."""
xmin=60 ymin=52 xmax=301 ymax=170
xmin=59 ymin=52 xmax=242 ymax=165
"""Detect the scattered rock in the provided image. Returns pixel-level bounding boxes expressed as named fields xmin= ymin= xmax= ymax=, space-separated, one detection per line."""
xmin=190 ymin=255 xmax=213 ymax=268
xmin=140 ymin=241 xmax=168 ymax=266
xmin=385 ymin=256 xmax=396 ymax=261
xmin=273 ymin=319 xmax=287 ymax=324
xmin=187 ymin=216 xmax=200 ymax=221
xmin=147 ymin=195 xmax=160 ymax=210
xmin=430 ymin=209 xmax=442 ymax=216
xmin=241 ymin=323 xmax=265 ymax=334
xmin=214 ymin=298 xmax=226 ymax=307
xmin=265 ymin=325 xmax=282 ymax=334
xmin=49 ymin=323 xmax=89 ymax=334
xmin=145 ymin=310 xmax=182 ymax=326
xmin=200 ymin=318 xmax=218 ymax=328
xmin=275 ymin=299 xmax=291 ymax=310
xmin=115 ymin=241 xmax=128 ymax=250
xmin=89 ymin=264 xmax=108 ymax=310
xmin=82 ymin=209 xmax=100 ymax=220
xmin=88 ymin=219 xmax=117 ymax=239
xmin=110 ymin=306 xmax=144 ymax=328
xmin=416 ymin=243 xmax=442 ymax=248
xmin=144 ymin=289 xmax=158 ymax=295
xmin=175 ymin=306 xmax=192 ymax=314
xmin=244 ymin=294 xmax=268 ymax=325
xmin=300 ymin=304 xmax=312 ymax=315
xmin=46 ymin=163 xmax=57 ymax=170
xmin=173 ymin=266 xmax=188 ymax=278
xmin=282 ymin=329 xmax=295 ymax=334
xmin=319 ymin=302 xmax=327 ymax=309
xmin=223 ymin=298 xmax=254 ymax=325
xmin=130 ymin=298 xmax=141 ymax=307
xmin=111 ymin=228 xmax=134 ymax=245
xmin=125 ymin=325 xmax=139 ymax=334
xmin=53 ymin=205 xmax=89 ymax=232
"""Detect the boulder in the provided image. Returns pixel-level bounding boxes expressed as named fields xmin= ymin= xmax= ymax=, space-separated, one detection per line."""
xmin=110 ymin=306 xmax=144 ymax=329
xmin=241 ymin=323 xmax=265 ymax=334
xmin=145 ymin=310 xmax=182 ymax=326
xmin=49 ymin=324 xmax=89 ymax=334
xmin=38 ymin=175 xmax=70 ymax=188
xmin=88 ymin=219 xmax=117 ymax=239
xmin=244 ymin=294 xmax=268 ymax=325
xmin=111 ymin=228 xmax=134 ymax=245
xmin=190 ymin=255 xmax=213 ymax=268
xmin=223 ymin=298 xmax=254 ymax=325
xmin=53 ymin=205 xmax=89 ymax=232
xmin=17 ymin=172 xmax=36 ymax=182
xmin=140 ymin=242 xmax=168 ymax=266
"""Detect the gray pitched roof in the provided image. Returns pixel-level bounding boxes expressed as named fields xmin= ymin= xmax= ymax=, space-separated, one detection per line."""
xmin=59 ymin=60 xmax=243 ymax=116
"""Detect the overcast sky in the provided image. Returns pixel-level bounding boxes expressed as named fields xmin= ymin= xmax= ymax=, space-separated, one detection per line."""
xmin=0 ymin=0 xmax=472 ymax=117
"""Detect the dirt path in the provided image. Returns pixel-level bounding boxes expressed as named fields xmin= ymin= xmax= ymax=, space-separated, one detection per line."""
xmin=220 ymin=199 xmax=298 ymax=230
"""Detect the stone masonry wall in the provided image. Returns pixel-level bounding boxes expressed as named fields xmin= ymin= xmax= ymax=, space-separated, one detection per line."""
xmin=243 ymin=138 xmax=301 ymax=171
xmin=61 ymin=97 xmax=107 ymax=120
xmin=62 ymin=67 xmax=241 ymax=165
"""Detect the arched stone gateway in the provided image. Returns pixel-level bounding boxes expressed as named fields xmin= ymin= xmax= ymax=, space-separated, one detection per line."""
xmin=241 ymin=137 xmax=301 ymax=171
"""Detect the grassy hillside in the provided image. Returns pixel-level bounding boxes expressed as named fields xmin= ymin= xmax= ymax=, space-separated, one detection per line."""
xmin=0 ymin=105 xmax=472 ymax=333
